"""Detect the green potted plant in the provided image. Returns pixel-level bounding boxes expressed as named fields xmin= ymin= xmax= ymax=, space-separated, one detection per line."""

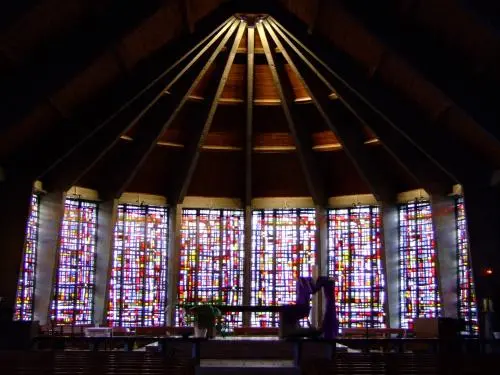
xmin=186 ymin=304 xmax=222 ymax=338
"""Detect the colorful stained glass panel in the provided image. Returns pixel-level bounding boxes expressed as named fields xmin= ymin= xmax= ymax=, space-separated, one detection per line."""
xmin=51 ymin=199 xmax=98 ymax=325
xmin=251 ymin=209 xmax=316 ymax=327
xmin=108 ymin=204 xmax=168 ymax=327
xmin=176 ymin=209 xmax=244 ymax=330
xmin=328 ymin=206 xmax=386 ymax=329
xmin=455 ymin=197 xmax=478 ymax=336
xmin=14 ymin=194 xmax=40 ymax=321
xmin=399 ymin=201 xmax=440 ymax=329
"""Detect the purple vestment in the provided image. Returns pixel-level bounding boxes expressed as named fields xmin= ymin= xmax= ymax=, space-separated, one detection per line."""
xmin=295 ymin=276 xmax=338 ymax=339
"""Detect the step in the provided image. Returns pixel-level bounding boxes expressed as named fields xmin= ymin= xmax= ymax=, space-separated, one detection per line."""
xmin=195 ymin=359 xmax=300 ymax=375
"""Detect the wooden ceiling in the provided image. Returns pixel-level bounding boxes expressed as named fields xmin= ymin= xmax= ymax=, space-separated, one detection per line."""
xmin=0 ymin=0 xmax=499 ymax=202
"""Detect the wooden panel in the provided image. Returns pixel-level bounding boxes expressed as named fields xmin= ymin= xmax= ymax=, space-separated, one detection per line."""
xmin=295 ymin=103 xmax=331 ymax=133
xmin=116 ymin=3 xmax=185 ymax=70
xmin=314 ymin=1 xmax=384 ymax=72
xmin=281 ymin=0 xmax=320 ymax=26
xmin=365 ymin=146 xmax=419 ymax=194
xmin=377 ymin=54 xmax=449 ymax=120
xmin=253 ymin=106 xmax=289 ymax=132
xmin=284 ymin=64 xmax=310 ymax=100
xmin=318 ymin=151 xmax=372 ymax=197
xmin=52 ymin=52 xmax=122 ymax=115
xmin=220 ymin=63 xmax=245 ymax=101
xmin=210 ymin=105 xmax=245 ymax=132
xmin=252 ymin=153 xmax=310 ymax=197
xmin=254 ymin=64 xmax=279 ymax=102
xmin=186 ymin=151 xmax=244 ymax=197
xmin=411 ymin=0 xmax=498 ymax=63
xmin=1 ymin=0 xmax=93 ymax=62
xmin=0 ymin=103 xmax=61 ymax=158
xmin=254 ymin=132 xmax=295 ymax=149
xmin=126 ymin=147 xmax=182 ymax=196
xmin=78 ymin=139 xmax=131 ymax=192
xmin=189 ymin=0 xmax=227 ymax=25
xmin=193 ymin=63 xmax=311 ymax=103
xmin=204 ymin=132 xmax=243 ymax=148
xmin=238 ymin=28 xmax=266 ymax=53
xmin=160 ymin=129 xmax=184 ymax=144
xmin=190 ymin=64 xmax=216 ymax=99
xmin=312 ymin=130 xmax=339 ymax=146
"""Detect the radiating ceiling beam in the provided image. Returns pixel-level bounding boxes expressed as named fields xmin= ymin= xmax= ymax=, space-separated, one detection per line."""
xmin=245 ymin=25 xmax=255 ymax=207
xmin=256 ymin=21 xmax=326 ymax=206
xmin=103 ymin=19 xmax=242 ymax=200
xmin=269 ymin=17 xmax=454 ymax=195
xmin=169 ymin=21 xmax=247 ymax=204
xmin=39 ymin=17 xmax=236 ymax=192
xmin=265 ymin=19 xmax=396 ymax=204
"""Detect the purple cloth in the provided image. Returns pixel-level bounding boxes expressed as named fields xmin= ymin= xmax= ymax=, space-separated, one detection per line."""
xmin=295 ymin=276 xmax=338 ymax=339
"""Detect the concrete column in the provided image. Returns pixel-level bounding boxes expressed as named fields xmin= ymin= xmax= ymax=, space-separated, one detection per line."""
xmin=381 ymin=203 xmax=400 ymax=328
xmin=93 ymin=199 xmax=118 ymax=325
xmin=314 ymin=206 xmax=328 ymax=327
xmin=167 ymin=205 xmax=181 ymax=326
xmin=315 ymin=206 xmax=328 ymax=277
xmin=34 ymin=191 xmax=65 ymax=325
xmin=242 ymin=205 xmax=252 ymax=326
xmin=0 ymin=179 xmax=34 ymax=315
xmin=462 ymin=183 xmax=500 ymax=339
xmin=430 ymin=195 xmax=458 ymax=318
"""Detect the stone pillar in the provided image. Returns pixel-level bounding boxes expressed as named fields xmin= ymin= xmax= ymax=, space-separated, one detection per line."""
xmin=430 ymin=195 xmax=458 ymax=318
xmin=167 ymin=205 xmax=181 ymax=326
xmin=0 ymin=179 xmax=34 ymax=315
xmin=34 ymin=191 xmax=65 ymax=325
xmin=93 ymin=199 xmax=118 ymax=325
xmin=381 ymin=203 xmax=400 ymax=328
xmin=462 ymin=183 xmax=500 ymax=339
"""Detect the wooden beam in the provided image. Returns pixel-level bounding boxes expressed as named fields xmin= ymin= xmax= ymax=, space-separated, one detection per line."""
xmin=256 ymin=22 xmax=326 ymax=206
xmin=245 ymin=26 xmax=255 ymax=207
xmin=269 ymin=17 xmax=454 ymax=195
xmin=170 ymin=21 xmax=247 ymax=204
xmin=103 ymin=19 xmax=241 ymax=200
xmin=265 ymin=19 xmax=396 ymax=204
xmin=40 ymin=17 xmax=236 ymax=193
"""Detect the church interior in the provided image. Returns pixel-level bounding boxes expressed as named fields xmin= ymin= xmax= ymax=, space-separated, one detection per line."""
xmin=1 ymin=0 xmax=500 ymax=374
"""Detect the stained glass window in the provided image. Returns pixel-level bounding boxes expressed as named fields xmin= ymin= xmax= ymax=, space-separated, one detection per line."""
xmin=455 ymin=197 xmax=478 ymax=336
xmin=108 ymin=204 xmax=168 ymax=327
xmin=14 ymin=194 xmax=40 ymax=321
xmin=50 ymin=199 xmax=98 ymax=325
xmin=327 ymin=206 xmax=386 ymax=329
xmin=176 ymin=209 xmax=244 ymax=330
xmin=399 ymin=200 xmax=440 ymax=329
xmin=251 ymin=209 xmax=316 ymax=327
